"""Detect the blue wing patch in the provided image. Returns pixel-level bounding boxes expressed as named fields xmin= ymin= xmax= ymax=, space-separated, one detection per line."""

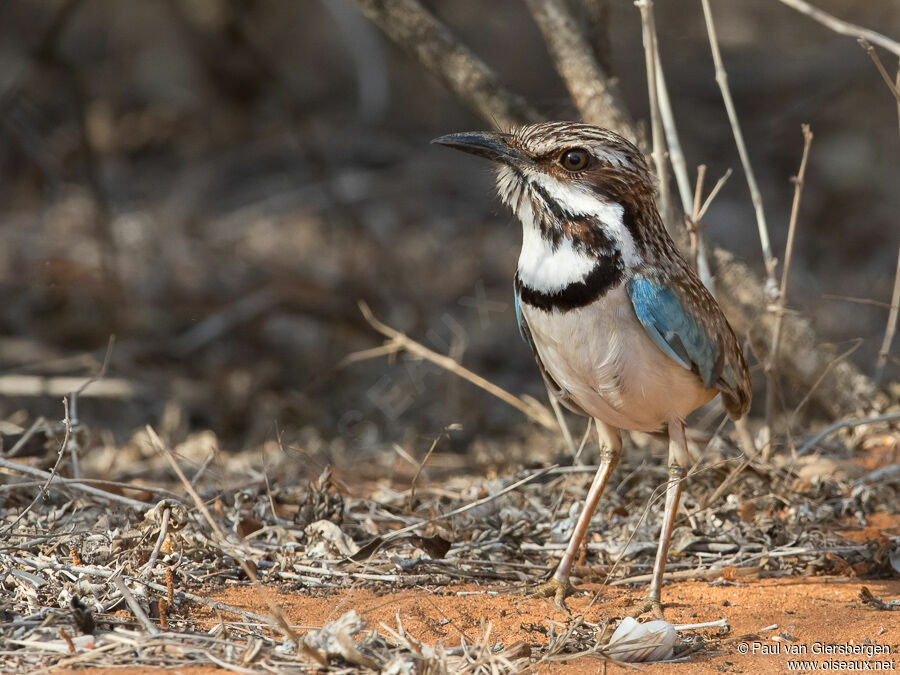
xmin=514 ymin=284 xmax=530 ymax=345
xmin=626 ymin=276 xmax=720 ymax=388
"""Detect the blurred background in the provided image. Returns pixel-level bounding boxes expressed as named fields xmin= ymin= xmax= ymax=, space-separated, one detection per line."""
xmin=0 ymin=0 xmax=897 ymax=470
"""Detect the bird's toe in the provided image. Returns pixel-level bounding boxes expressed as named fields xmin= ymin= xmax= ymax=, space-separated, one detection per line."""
xmin=628 ymin=595 xmax=667 ymax=621
xmin=514 ymin=577 xmax=575 ymax=614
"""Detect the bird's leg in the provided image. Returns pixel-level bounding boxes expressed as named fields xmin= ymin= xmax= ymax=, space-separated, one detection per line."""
xmin=528 ymin=420 xmax=621 ymax=610
xmin=631 ymin=417 xmax=688 ymax=620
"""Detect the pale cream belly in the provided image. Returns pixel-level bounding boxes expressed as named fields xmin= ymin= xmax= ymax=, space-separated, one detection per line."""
xmin=520 ymin=290 xmax=716 ymax=433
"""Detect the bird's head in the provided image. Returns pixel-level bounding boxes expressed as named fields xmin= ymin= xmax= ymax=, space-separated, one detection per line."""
xmin=433 ymin=121 xmax=661 ymax=255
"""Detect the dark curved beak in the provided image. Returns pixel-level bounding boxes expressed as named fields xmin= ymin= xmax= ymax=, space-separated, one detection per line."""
xmin=431 ymin=131 xmax=529 ymax=167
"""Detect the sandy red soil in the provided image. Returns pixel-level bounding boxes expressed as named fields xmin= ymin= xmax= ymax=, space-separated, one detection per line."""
xmin=169 ymin=575 xmax=898 ymax=674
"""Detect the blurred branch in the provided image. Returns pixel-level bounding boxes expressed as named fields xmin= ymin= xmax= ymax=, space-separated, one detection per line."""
xmin=523 ymin=0 xmax=635 ymax=140
xmin=572 ymin=0 xmax=613 ymax=75
xmin=319 ymin=0 xmax=390 ymax=124
xmin=777 ymin=0 xmax=900 ymax=60
xmin=352 ymin=0 xmax=540 ymax=129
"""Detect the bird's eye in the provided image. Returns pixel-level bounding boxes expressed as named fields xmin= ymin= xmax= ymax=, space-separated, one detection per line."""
xmin=560 ymin=148 xmax=589 ymax=172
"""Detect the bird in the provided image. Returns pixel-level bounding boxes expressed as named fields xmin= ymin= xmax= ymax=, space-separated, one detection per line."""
xmin=432 ymin=121 xmax=751 ymax=619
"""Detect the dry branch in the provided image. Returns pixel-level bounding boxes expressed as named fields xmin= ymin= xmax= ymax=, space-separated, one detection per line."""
xmin=352 ymin=302 xmax=557 ymax=429
xmin=352 ymin=0 xmax=540 ymax=130
xmin=524 ymin=0 xmax=634 ymax=140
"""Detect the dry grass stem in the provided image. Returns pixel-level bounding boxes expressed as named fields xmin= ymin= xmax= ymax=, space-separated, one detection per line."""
xmin=353 ymin=301 xmax=557 ymax=429
xmin=546 ymin=382 xmax=576 ymax=455
xmin=384 ymin=464 xmax=556 ymax=541
xmin=696 ymin=168 xmax=733 ymax=222
xmin=700 ymin=0 xmax=775 ymax=287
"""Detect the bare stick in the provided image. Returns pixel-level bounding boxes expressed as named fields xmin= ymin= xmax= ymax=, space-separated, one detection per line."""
xmin=701 ymin=0 xmax=775 ymax=288
xmin=140 ymin=506 xmax=171 ymax=579
xmin=765 ymin=125 xmax=813 ymax=450
xmin=353 ymin=0 xmax=539 ymax=129
xmin=697 ymin=168 xmax=733 ymax=221
xmin=796 ymin=411 xmax=900 ymax=457
xmin=111 ymin=572 xmax=159 ymax=635
xmin=0 ymin=455 xmax=149 ymax=509
xmin=546 ymin=383 xmax=576 ymax=456
xmin=636 ymin=0 xmax=672 ymax=233
xmin=523 ymin=0 xmax=634 ymax=139
xmin=777 ymin=0 xmax=900 ymax=60
xmin=875 ymin=247 xmax=900 ymax=385
xmin=858 ymin=40 xmax=900 ymax=103
xmin=3 ymin=416 xmax=46 ymax=458
xmin=0 ymin=375 xmax=137 ymax=399
xmin=353 ymin=302 xmax=556 ymax=429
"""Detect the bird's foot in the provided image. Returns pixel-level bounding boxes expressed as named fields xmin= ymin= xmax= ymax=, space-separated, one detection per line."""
xmin=628 ymin=595 xmax=666 ymax=621
xmin=514 ymin=577 xmax=575 ymax=614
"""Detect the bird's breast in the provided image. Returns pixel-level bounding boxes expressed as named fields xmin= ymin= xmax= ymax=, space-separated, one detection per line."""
xmin=519 ymin=286 xmax=716 ymax=432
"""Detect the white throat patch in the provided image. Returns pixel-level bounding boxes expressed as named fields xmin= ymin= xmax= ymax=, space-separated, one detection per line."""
xmin=498 ymin=170 xmax=639 ymax=293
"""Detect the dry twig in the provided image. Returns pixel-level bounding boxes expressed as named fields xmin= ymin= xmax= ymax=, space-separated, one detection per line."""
xmin=351 ymin=302 xmax=557 ymax=429
xmin=700 ymin=0 xmax=774 ymax=287
xmin=777 ymin=0 xmax=900 ymax=59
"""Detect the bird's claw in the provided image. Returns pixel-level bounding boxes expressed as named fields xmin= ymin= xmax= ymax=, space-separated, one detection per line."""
xmin=628 ymin=595 xmax=666 ymax=620
xmin=514 ymin=577 xmax=575 ymax=614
